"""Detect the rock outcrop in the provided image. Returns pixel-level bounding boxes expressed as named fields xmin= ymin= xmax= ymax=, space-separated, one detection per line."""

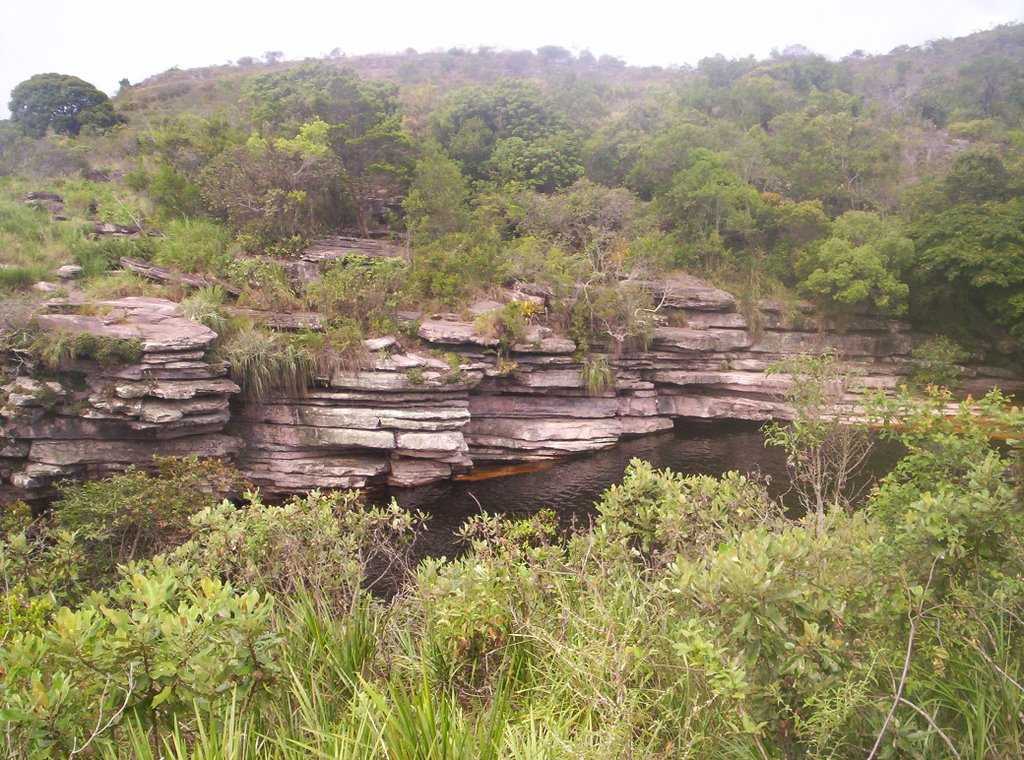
xmin=3 ymin=282 xmax=1020 ymax=502
xmin=1 ymin=298 xmax=241 ymax=502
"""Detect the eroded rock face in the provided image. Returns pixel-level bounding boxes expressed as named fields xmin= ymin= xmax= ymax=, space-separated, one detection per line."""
xmin=3 ymin=280 xmax=1020 ymax=502
xmin=1 ymin=298 xmax=241 ymax=502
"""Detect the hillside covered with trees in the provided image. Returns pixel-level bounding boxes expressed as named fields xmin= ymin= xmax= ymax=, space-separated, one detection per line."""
xmin=2 ymin=24 xmax=1024 ymax=360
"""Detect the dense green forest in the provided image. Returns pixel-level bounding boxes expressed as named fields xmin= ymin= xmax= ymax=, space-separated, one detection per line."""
xmin=2 ymin=26 xmax=1024 ymax=759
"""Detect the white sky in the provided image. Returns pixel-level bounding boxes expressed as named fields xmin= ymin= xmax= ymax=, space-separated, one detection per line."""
xmin=2 ymin=0 xmax=1020 ymax=118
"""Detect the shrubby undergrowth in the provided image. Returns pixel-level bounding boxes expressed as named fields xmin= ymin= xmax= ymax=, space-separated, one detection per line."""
xmin=1 ymin=388 xmax=1022 ymax=758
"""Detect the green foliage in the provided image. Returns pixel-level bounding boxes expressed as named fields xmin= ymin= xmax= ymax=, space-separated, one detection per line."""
xmin=572 ymin=283 xmax=655 ymax=353
xmin=580 ymin=355 xmax=615 ymax=395
xmin=908 ymin=336 xmax=970 ymax=391
xmin=433 ymin=79 xmax=583 ymax=189
xmin=304 ymin=255 xmax=407 ymax=327
xmin=402 ymin=141 xmax=472 ymax=245
xmin=218 ymin=326 xmax=314 ymax=399
xmin=943 ymin=148 xmax=1013 ymax=205
xmin=0 ymin=264 xmax=51 ymax=292
xmin=198 ymin=141 xmax=347 ymax=242
xmin=518 ymin=178 xmax=639 ymax=273
xmin=592 ymin=460 xmax=781 ymax=565
xmin=408 ymin=230 xmax=506 ymax=305
xmin=83 ymin=270 xmax=165 ymax=300
xmin=654 ymin=148 xmax=764 ymax=271
xmin=242 ymin=63 xmax=413 ymax=233
xmin=405 ymin=365 xmax=426 ymax=385
xmin=219 ymin=257 xmax=299 ymax=311
xmin=128 ymin=160 xmax=204 ymax=217
xmin=799 ymin=210 xmax=911 ymax=315
xmin=474 ymin=301 xmax=537 ymax=348
xmin=171 ymin=489 xmax=424 ymax=602
xmin=9 ymin=73 xmax=124 ymax=137
xmin=762 ymin=101 xmax=899 ymax=214
xmin=25 ymin=329 xmax=144 ymax=370
xmin=48 ymin=457 xmax=245 ymax=583
xmin=764 ymin=353 xmax=875 ymax=533
xmin=909 ymin=196 xmax=1024 ymax=338
xmin=2 ymin=561 xmax=279 ymax=756
xmin=180 ymin=285 xmax=229 ymax=334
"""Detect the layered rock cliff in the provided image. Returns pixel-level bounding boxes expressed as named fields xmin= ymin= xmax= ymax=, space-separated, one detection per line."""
xmin=0 ymin=298 xmax=240 ymax=503
xmin=2 ymin=280 xmax=1019 ymax=503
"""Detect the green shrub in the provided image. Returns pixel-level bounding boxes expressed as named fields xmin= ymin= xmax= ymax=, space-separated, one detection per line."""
xmin=1 ymin=561 xmax=279 ymax=757
xmin=0 ymin=264 xmax=50 ymax=292
xmin=49 ymin=457 xmax=246 ymax=583
xmin=170 ymin=489 xmax=425 ymax=602
xmin=908 ymin=335 xmax=970 ymax=391
xmin=219 ymin=257 xmax=299 ymax=311
xmin=304 ymin=255 xmax=407 ymax=327
xmin=152 ymin=217 xmax=235 ymax=273
xmin=289 ymin=320 xmax=366 ymax=378
xmin=180 ymin=285 xmax=229 ymax=334
xmin=571 ymin=283 xmax=655 ymax=353
xmin=82 ymin=271 xmax=164 ymax=300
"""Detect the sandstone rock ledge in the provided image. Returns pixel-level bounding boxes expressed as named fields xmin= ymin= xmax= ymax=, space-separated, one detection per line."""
xmin=3 ymin=282 xmax=1021 ymax=502
xmin=1 ymin=299 xmax=241 ymax=502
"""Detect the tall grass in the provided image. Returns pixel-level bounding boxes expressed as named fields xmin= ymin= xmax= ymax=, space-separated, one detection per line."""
xmin=181 ymin=286 xmax=229 ymax=334
xmin=580 ymin=355 xmax=615 ymax=395
xmin=219 ymin=326 xmax=315 ymax=399
xmin=0 ymin=264 xmax=51 ymax=292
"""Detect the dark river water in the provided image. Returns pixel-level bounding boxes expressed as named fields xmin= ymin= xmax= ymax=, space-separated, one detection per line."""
xmin=366 ymin=420 xmax=900 ymax=560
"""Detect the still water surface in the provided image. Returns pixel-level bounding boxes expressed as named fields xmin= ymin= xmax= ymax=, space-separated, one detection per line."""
xmin=366 ymin=420 xmax=894 ymax=559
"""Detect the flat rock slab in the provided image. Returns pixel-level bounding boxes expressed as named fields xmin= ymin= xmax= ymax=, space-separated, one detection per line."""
xmin=418 ymin=320 xmax=500 ymax=347
xmin=36 ymin=297 xmax=218 ymax=353
xmin=29 ymin=433 xmax=242 ymax=466
xmin=626 ymin=274 xmax=736 ymax=311
xmin=114 ymin=378 xmax=240 ymax=400
xmin=469 ymin=395 xmax=619 ymax=419
xmin=301 ymin=236 xmax=408 ymax=263
xmin=465 ymin=417 xmax=623 ymax=444
xmin=388 ymin=457 xmax=455 ymax=488
xmin=511 ymin=337 xmax=577 ymax=354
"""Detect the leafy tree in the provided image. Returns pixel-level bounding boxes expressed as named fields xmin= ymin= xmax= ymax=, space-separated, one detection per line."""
xmin=764 ymin=102 xmax=899 ymax=212
xmin=909 ymin=197 xmax=1024 ymax=337
xmin=432 ymin=79 xmax=583 ymax=189
xmin=243 ymin=64 xmax=413 ymax=233
xmin=402 ymin=141 xmax=472 ymax=244
xmin=245 ymin=62 xmax=400 ymax=136
xmin=942 ymin=148 xmax=1012 ymax=205
xmin=518 ymin=178 xmax=639 ymax=255
xmin=799 ymin=210 xmax=911 ymax=315
xmin=654 ymin=148 xmax=763 ymax=269
xmin=486 ymin=132 xmax=584 ymax=191
xmin=957 ymin=54 xmax=1024 ymax=121
xmin=8 ymin=73 xmax=123 ymax=137
xmin=198 ymin=136 xmax=349 ymax=243
xmin=765 ymin=353 xmax=874 ymax=536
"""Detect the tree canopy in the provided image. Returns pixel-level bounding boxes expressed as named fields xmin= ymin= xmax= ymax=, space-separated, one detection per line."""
xmin=8 ymin=73 xmax=123 ymax=137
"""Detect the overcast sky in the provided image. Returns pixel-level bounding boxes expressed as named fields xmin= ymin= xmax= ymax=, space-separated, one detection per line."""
xmin=2 ymin=0 xmax=1021 ymax=118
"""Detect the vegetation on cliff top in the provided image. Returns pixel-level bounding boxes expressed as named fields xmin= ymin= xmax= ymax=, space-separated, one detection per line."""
xmin=1 ymin=25 xmax=1023 ymax=359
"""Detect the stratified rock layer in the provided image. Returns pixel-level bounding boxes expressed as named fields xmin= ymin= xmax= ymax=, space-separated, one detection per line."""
xmin=1 ymin=299 xmax=241 ymax=502
xmin=2 ymin=281 xmax=1020 ymax=502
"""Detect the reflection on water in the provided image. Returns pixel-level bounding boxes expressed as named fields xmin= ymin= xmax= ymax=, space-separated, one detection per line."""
xmin=367 ymin=420 xmax=897 ymax=560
